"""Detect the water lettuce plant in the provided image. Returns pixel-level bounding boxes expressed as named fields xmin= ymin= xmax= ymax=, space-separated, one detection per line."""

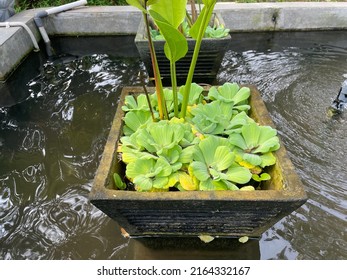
xmin=114 ymin=0 xmax=281 ymax=192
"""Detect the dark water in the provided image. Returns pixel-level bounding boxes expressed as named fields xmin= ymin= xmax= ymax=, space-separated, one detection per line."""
xmin=0 ymin=32 xmax=346 ymax=260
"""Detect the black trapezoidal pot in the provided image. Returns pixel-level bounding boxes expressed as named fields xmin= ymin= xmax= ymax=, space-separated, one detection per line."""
xmin=89 ymin=85 xmax=307 ymax=238
xmin=134 ymin=13 xmax=231 ymax=85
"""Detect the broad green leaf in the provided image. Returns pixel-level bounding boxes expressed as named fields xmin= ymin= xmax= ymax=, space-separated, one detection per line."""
xmin=233 ymin=87 xmax=251 ymax=105
xmin=123 ymin=125 xmax=136 ymax=136
xmin=254 ymin=130 xmax=280 ymax=153
xmin=155 ymin=157 xmax=173 ymax=177
xmin=120 ymin=135 xmax=140 ymax=150
xmin=243 ymin=153 xmax=262 ymax=166
xmin=223 ymin=82 xmax=240 ymax=95
xmin=148 ymin=122 xmax=175 ymax=150
xmin=199 ymin=178 xmax=229 ymax=191
xmin=226 ymin=166 xmax=252 ymax=184
xmin=212 ymin=146 xmax=234 ymax=171
xmin=135 ymin=129 xmax=157 ymax=153
xmin=252 ymin=173 xmax=271 ymax=182
xmin=145 ymin=168 xmax=160 ymax=178
xmin=148 ymin=121 xmax=185 ymax=152
xmin=123 ymin=110 xmax=151 ymax=133
xmin=210 ymin=179 xmax=229 ymax=190
xmin=217 ymin=83 xmax=240 ymax=101
xmin=190 ymin=161 xmax=210 ymax=181
xmin=152 ymin=177 xmax=169 ymax=189
xmin=122 ymin=95 xmax=137 ymax=111
xmin=126 ymin=0 xmax=147 ymax=13
xmin=149 ymin=0 xmax=187 ymax=28
xmin=191 ymin=102 xmax=232 ymax=135
xmin=260 ymin=152 xmax=277 ymax=168
xmin=229 ymin=122 xmax=280 ymax=161
xmin=224 ymin=180 xmax=240 ymax=191
xmin=171 ymin=162 xmax=182 ymax=172
xmin=225 ymin=111 xmax=255 ymax=134
xmin=195 ymin=119 xmax=219 ymax=134
xmin=126 ymin=158 xmax=154 ymax=179
xmin=198 ymin=136 xmax=219 ymax=164
xmin=121 ymin=146 xmax=142 ymax=163
xmin=122 ymin=149 xmax=158 ymax=163
xmin=134 ymin=176 xmax=153 ymax=191
xmin=242 ymin=122 xmax=261 ymax=149
xmin=233 ymin=104 xmax=251 ymax=112
xmin=179 ymin=83 xmax=204 ymax=105
xmin=191 ymin=142 xmax=205 ymax=163
xmin=179 ymin=145 xmax=195 ymax=163
xmin=149 ymin=10 xmax=188 ymax=62
xmin=126 ymin=157 xmax=174 ymax=190
xmin=162 ymin=145 xmax=181 ymax=164
xmin=199 ymin=179 xmax=216 ymax=191
xmin=209 ymin=168 xmax=221 ymax=180
xmin=122 ymin=94 xmax=150 ymax=112
xmin=228 ymin=133 xmax=247 ymax=150
xmin=213 ymin=84 xmax=251 ymax=106
xmin=121 ymin=152 xmax=138 ymax=164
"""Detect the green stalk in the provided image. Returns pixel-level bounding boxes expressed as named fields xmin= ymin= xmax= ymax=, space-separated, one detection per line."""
xmin=185 ymin=10 xmax=193 ymax=27
xmin=139 ymin=71 xmax=156 ymax=121
xmin=143 ymin=12 xmax=168 ymax=120
xmin=170 ymin=61 xmax=178 ymax=117
xmin=180 ymin=8 xmax=212 ymax=119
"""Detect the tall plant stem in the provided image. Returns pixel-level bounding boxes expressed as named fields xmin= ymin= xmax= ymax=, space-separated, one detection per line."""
xmin=143 ymin=12 xmax=168 ymax=120
xmin=180 ymin=8 xmax=212 ymax=119
xmin=185 ymin=10 xmax=193 ymax=27
xmin=190 ymin=0 xmax=197 ymax=23
xmin=170 ymin=61 xmax=178 ymax=117
xmin=139 ymin=71 xmax=155 ymax=121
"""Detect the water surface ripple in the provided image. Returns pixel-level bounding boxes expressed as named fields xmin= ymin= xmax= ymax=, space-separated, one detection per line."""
xmin=1 ymin=32 xmax=347 ymax=259
xmin=0 ymin=54 xmax=141 ymax=259
xmin=218 ymin=32 xmax=347 ymax=259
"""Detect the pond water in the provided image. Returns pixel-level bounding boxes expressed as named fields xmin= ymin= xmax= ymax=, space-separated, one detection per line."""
xmin=0 ymin=32 xmax=346 ymax=260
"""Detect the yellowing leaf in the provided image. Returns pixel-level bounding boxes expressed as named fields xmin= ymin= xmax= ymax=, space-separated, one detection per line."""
xmin=240 ymin=186 xmax=255 ymax=191
xmin=199 ymin=235 xmax=215 ymax=243
xmin=178 ymin=172 xmax=198 ymax=191
xmin=238 ymin=236 xmax=249 ymax=243
xmin=238 ymin=160 xmax=255 ymax=169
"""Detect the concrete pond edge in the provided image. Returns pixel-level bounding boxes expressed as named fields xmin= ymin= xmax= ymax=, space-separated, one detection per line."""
xmin=1 ymin=2 xmax=347 ymax=81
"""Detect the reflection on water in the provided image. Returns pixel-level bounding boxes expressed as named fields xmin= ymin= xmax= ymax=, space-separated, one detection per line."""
xmin=0 ymin=51 xmax=142 ymax=259
xmin=1 ymin=32 xmax=346 ymax=260
xmin=218 ymin=31 xmax=347 ymax=260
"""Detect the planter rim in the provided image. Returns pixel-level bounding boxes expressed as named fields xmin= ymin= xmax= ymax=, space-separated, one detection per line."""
xmin=92 ymin=188 xmax=306 ymax=201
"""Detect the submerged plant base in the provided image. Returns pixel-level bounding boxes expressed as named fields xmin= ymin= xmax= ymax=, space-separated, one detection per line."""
xmin=89 ymin=86 xmax=307 ymax=238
